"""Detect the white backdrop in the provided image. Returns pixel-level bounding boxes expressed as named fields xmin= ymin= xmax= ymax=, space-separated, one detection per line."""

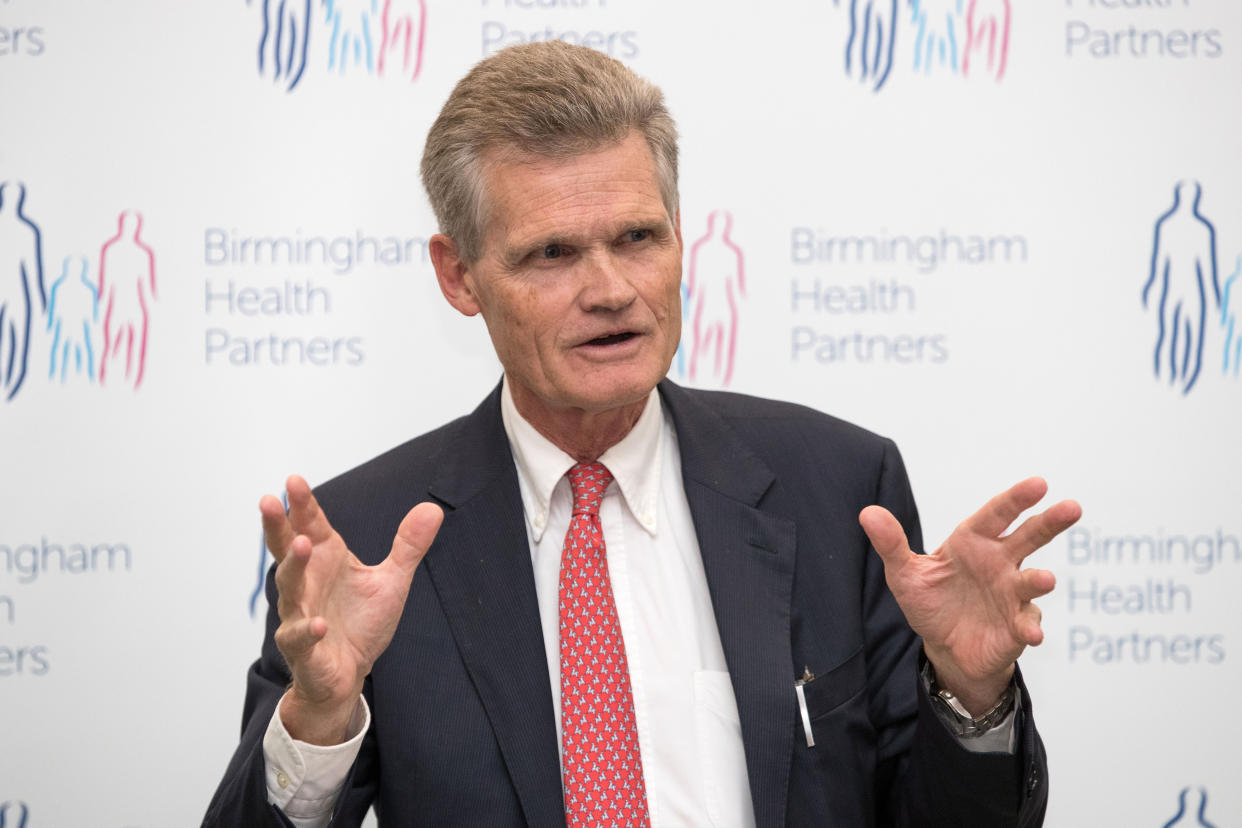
xmin=2 ymin=1 xmax=1240 ymax=825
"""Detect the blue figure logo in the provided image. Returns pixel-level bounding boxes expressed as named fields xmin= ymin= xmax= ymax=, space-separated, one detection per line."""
xmin=249 ymin=0 xmax=312 ymax=91
xmin=47 ymin=256 xmax=100 ymax=383
xmin=836 ymin=0 xmax=898 ymax=92
xmin=1221 ymin=255 xmax=1241 ymax=378
xmin=1162 ymin=787 xmax=1217 ymax=827
xmin=0 ymin=182 xmax=46 ymax=403
xmin=0 ymin=801 xmax=29 ymax=828
xmin=910 ymin=0 xmax=962 ymax=75
xmin=1142 ymin=180 xmax=1220 ymax=395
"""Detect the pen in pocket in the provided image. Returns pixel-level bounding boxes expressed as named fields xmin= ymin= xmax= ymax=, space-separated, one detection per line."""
xmin=795 ymin=666 xmax=815 ymax=748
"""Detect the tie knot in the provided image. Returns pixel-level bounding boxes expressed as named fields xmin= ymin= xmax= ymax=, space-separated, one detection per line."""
xmin=568 ymin=462 xmax=612 ymax=516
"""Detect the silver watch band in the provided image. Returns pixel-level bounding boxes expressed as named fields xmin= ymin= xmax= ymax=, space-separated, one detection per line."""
xmin=920 ymin=653 xmax=1017 ymax=738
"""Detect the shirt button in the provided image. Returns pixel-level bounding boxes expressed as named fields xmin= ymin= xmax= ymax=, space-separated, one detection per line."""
xmin=534 ymin=513 xmax=546 ymax=529
xmin=276 ymin=770 xmax=290 ymax=789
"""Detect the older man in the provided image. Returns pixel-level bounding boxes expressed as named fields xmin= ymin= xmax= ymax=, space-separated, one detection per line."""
xmin=204 ymin=41 xmax=1079 ymax=828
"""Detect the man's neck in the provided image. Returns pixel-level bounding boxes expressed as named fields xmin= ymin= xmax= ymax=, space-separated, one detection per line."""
xmin=508 ymin=378 xmax=648 ymax=463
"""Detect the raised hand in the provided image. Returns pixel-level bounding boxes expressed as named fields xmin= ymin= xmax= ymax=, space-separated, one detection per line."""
xmin=264 ymin=474 xmax=443 ymax=744
xmin=860 ymin=477 xmax=1081 ymax=714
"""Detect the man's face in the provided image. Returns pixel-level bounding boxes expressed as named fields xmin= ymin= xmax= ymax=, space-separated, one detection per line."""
xmin=458 ymin=131 xmax=683 ymax=420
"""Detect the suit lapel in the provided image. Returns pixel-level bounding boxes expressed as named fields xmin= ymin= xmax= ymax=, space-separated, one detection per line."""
xmin=423 ymin=387 xmax=566 ymax=828
xmin=661 ymin=381 xmax=798 ymax=828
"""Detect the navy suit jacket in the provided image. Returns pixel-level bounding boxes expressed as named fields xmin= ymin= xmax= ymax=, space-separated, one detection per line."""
xmin=204 ymin=381 xmax=1047 ymax=827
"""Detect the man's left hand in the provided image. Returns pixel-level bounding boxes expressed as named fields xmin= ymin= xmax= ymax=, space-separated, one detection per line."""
xmin=860 ymin=477 xmax=1082 ymax=716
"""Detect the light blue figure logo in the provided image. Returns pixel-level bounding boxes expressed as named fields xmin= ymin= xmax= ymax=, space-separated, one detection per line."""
xmin=910 ymin=0 xmax=962 ymax=75
xmin=1142 ymin=180 xmax=1220 ymax=395
xmin=250 ymin=490 xmax=288 ymax=618
xmin=0 ymin=801 xmax=29 ymax=828
xmin=835 ymin=0 xmax=898 ymax=93
xmin=249 ymin=0 xmax=312 ymax=91
xmin=47 ymin=256 xmax=100 ymax=383
xmin=325 ymin=0 xmax=380 ymax=75
xmin=1221 ymin=255 xmax=1241 ymax=378
xmin=0 ymin=181 xmax=46 ymax=403
xmin=1161 ymin=786 xmax=1217 ymax=827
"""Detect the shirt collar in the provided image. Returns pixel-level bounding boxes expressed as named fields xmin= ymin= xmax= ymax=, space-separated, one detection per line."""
xmin=500 ymin=376 xmax=664 ymax=542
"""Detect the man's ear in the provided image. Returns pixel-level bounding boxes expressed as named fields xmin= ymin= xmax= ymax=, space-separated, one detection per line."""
xmin=430 ymin=233 xmax=481 ymax=317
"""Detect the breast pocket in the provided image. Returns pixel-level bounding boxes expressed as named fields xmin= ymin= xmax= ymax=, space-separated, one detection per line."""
xmin=800 ymin=647 xmax=867 ymax=726
xmin=693 ymin=670 xmax=755 ymax=828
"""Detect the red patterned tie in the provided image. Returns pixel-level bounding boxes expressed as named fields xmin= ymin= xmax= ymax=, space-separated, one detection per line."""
xmin=559 ymin=462 xmax=651 ymax=827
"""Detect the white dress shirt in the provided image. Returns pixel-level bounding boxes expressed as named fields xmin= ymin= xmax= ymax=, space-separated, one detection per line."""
xmin=261 ymin=380 xmax=1015 ymax=826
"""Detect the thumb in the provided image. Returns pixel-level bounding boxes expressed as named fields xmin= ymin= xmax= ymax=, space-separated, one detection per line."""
xmin=859 ymin=505 xmax=913 ymax=575
xmin=385 ymin=501 xmax=444 ymax=579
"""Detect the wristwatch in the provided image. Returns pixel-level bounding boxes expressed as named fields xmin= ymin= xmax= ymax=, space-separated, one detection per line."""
xmin=920 ymin=653 xmax=1016 ymax=738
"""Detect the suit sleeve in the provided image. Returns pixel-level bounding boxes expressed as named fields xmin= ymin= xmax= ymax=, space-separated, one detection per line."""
xmin=866 ymin=439 xmax=1048 ymax=828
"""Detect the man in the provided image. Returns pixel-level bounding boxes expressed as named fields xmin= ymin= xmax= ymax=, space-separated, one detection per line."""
xmin=204 ymin=41 xmax=1080 ymax=827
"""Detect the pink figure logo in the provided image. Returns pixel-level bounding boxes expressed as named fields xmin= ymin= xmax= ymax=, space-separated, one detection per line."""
xmin=378 ymin=0 xmax=427 ymax=82
xmin=98 ymin=211 xmax=157 ymax=389
xmin=962 ymin=0 xmax=1010 ymax=81
xmin=687 ymin=210 xmax=746 ymax=386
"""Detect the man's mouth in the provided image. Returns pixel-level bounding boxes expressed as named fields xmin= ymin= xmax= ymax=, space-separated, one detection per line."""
xmin=584 ymin=331 xmax=637 ymax=346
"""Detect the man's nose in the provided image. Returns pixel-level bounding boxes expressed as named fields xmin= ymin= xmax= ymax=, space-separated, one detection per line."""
xmin=578 ymin=250 xmax=637 ymax=312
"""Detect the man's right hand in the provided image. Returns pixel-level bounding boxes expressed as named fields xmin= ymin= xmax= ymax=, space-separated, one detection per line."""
xmin=262 ymin=474 xmax=444 ymax=746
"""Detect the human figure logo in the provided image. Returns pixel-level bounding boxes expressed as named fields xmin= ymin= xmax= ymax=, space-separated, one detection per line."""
xmin=0 ymin=182 xmax=158 ymax=403
xmin=0 ymin=801 xmax=30 ymax=828
xmin=835 ymin=0 xmax=1010 ymax=92
xmin=1141 ymin=180 xmax=1227 ymax=395
xmin=247 ymin=0 xmax=427 ymax=92
xmin=1161 ymin=786 xmax=1218 ymax=828
xmin=99 ymin=211 xmax=158 ymax=389
xmin=0 ymin=182 xmax=46 ymax=402
xmin=674 ymin=210 xmax=746 ymax=387
xmin=47 ymin=256 xmax=99 ymax=383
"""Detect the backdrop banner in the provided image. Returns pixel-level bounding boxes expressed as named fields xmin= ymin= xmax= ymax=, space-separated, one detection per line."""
xmin=2 ymin=1 xmax=1239 ymax=825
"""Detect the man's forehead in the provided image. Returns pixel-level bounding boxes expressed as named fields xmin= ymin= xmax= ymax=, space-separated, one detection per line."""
xmin=479 ymin=135 xmax=671 ymax=246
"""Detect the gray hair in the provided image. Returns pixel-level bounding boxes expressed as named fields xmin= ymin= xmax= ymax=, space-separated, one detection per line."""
xmin=420 ymin=41 xmax=679 ymax=262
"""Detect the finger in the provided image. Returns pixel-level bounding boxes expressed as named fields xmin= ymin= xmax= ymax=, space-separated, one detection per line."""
xmin=1005 ymin=499 xmax=1083 ymax=560
xmin=261 ymin=494 xmax=295 ymax=563
xmin=859 ymin=505 xmax=914 ymax=577
xmin=382 ymin=502 xmax=445 ymax=581
xmin=1016 ymin=602 xmax=1044 ymax=647
xmin=962 ymin=477 xmax=1049 ymax=539
xmin=273 ymin=615 xmax=328 ymax=663
xmin=285 ymin=474 xmax=336 ymax=544
xmin=1016 ymin=568 xmax=1056 ymax=602
xmin=274 ymin=534 xmax=313 ymax=611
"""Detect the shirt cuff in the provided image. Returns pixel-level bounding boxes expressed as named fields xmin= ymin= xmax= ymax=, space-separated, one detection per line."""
xmin=263 ymin=692 xmax=370 ymax=827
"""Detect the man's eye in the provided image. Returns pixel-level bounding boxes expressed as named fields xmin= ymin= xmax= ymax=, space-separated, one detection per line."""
xmin=627 ymin=229 xmax=651 ymax=243
xmin=541 ymin=244 xmax=563 ymax=259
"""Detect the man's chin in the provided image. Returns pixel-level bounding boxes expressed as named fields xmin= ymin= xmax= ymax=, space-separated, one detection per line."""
xmin=557 ymin=370 xmax=661 ymax=414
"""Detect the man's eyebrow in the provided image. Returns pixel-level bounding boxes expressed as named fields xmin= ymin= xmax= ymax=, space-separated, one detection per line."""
xmin=504 ymin=216 xmax=671 ymax=258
